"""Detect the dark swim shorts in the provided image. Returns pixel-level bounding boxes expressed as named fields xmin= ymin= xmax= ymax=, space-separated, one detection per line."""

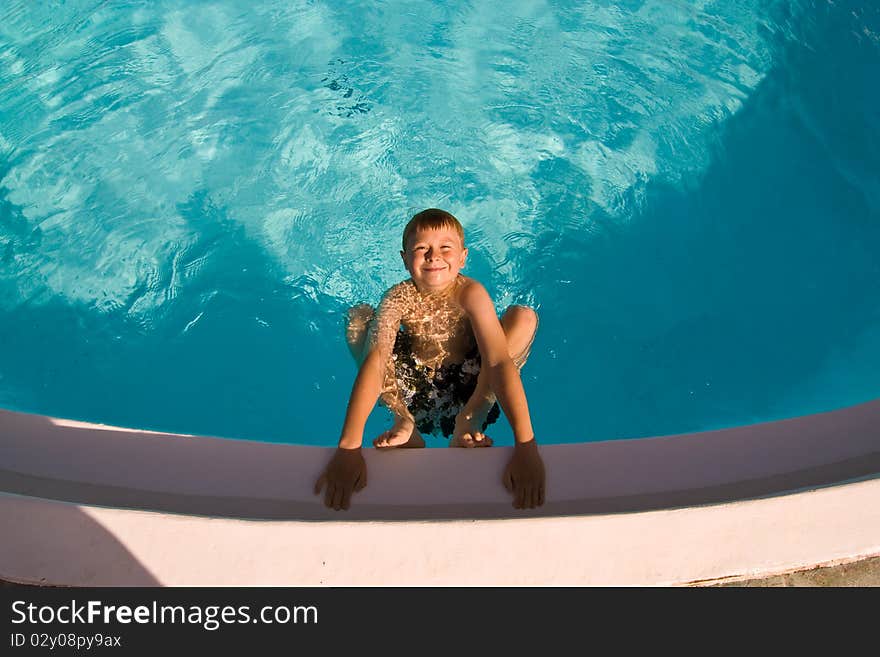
xmin=391 ymin=329 xmax=501 ymax=438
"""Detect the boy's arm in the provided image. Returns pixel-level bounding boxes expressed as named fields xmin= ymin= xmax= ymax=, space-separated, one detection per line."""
xmin=315 ymin=288 xmax=405 ymax=510
xmin=338 ymin=287 xmax=406 ymax=449
xmin=460 ymin=282 xmax=534 ymax=444
xmin=460 ymin=281 xmax=545 ymax=508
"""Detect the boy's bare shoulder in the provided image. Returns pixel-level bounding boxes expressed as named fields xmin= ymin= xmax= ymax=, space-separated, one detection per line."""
xmin=377 ymin=279 xmax=416 ymax=312
xmin=382 ymin=278 xmax=416 ymax=301
xmin=455 ymin=276 xmax=492 ymax=310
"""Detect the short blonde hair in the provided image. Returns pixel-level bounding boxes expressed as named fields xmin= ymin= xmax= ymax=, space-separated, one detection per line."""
xmin=402 ymin=209 xmax=465 ymax=250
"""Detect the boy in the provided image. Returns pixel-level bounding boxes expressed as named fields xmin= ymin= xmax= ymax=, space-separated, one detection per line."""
xmin=314 ymin=209 xmax=545 ymax=510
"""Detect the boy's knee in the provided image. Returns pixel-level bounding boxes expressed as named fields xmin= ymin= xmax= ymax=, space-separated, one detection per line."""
xmin=504 ymin=305 xmax=538 ymax=332
xmin=347 ymin=303 xmax=374 ymax=327
xmin=346 ymin=304 xmax=374 ymax=346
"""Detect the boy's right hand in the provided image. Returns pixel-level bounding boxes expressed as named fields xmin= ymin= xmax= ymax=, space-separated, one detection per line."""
xmin=314 ymin=447 xmax=367 ymax=510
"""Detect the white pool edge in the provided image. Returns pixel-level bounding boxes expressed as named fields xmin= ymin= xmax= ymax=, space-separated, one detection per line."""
xmin=1 ymin=401 xmax=878 ymax=586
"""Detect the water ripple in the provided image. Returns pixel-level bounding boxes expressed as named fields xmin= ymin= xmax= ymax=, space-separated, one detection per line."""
xmin=0 ymin=0 xmax=865 ymax=320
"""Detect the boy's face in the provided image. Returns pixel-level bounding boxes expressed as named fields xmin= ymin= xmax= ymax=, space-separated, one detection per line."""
xmin=400 ymin=226 xmax=468 ymax=292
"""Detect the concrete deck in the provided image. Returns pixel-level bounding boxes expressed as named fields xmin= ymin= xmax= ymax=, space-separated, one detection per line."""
xmin=1 ymin=400 xmax=878 ymax=586
xmin=709 ymin=554 xmax=880 ymax=586
xmin=7 ymin=555 xmax=879 ymax=588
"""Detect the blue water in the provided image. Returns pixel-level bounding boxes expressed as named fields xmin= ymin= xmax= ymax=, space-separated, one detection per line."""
xmin=0 ymin=0 xmax=878 ymax=446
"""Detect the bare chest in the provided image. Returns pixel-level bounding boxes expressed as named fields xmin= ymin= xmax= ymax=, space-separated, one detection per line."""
xmin=399 ymin=300 xmax=476 ymax=367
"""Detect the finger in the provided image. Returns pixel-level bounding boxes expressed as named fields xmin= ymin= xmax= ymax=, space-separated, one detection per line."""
xmin=514 ymin=483 xmax=525 ymax=509
xmin=354 ymin=466 xmax=367 ymax=491
xmin=314 ymin=473 xmax=326 ymax=495
xmin=330 ymin=483 xmax=343 ymax=511
xmin=341 ymin=484 xmax=354 ymax=510
xmin=523 ymin=486 xmax=535 ymax=509
xmin=528 ymin=485 xmax=539 ymax=509
xmin=324 ymin=482 xmax=336 ymax=509
xmin=502 ymin=465 xmax=514 ymax=492
xmin=483 ymin=434 xmax=494 ymax=447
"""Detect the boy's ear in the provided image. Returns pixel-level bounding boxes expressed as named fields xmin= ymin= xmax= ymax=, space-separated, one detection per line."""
xmin=400 ymin=249 xmax=407 ymax=266
xmin=461 ymin=247 xmax=468 ymax=266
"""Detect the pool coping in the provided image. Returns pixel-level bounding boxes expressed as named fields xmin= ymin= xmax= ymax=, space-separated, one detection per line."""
xmin=1 ymin=401 xmax=879 ymax=585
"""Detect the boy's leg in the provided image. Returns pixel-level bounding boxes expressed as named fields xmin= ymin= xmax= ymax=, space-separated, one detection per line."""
xmin=345 ymin=304 xmax=425 ymax=448
xmin=501 ymin=304 xmax=540 ymax=368
xmin=346 ymin=304 xmax=374 ymax=366
xmin=451 ymin=305 xmax=539 ymax=447
xmin=470 ymin=304 xmax=539 ymax=401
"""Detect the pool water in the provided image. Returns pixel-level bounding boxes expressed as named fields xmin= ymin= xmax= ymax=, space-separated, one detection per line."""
xmin=0 ymin=0 xmax=878 ymax=446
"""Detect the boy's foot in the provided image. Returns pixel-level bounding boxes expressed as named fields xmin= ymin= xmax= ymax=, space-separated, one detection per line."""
xmin=449 ymin=430 xmax=492 ymax=448
xmin=450 ymin=403 xmax=495 ymax=448
xmin=373 ymin=416 xmax=426 ymax=448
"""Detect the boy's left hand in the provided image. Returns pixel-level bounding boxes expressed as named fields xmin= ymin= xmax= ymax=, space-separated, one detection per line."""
xmin=502 ymin=439 xmax=545 ymax=509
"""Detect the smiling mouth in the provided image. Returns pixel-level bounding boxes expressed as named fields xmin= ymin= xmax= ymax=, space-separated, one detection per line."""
xmin=423 ymin=267 xmax=446 ymax=272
